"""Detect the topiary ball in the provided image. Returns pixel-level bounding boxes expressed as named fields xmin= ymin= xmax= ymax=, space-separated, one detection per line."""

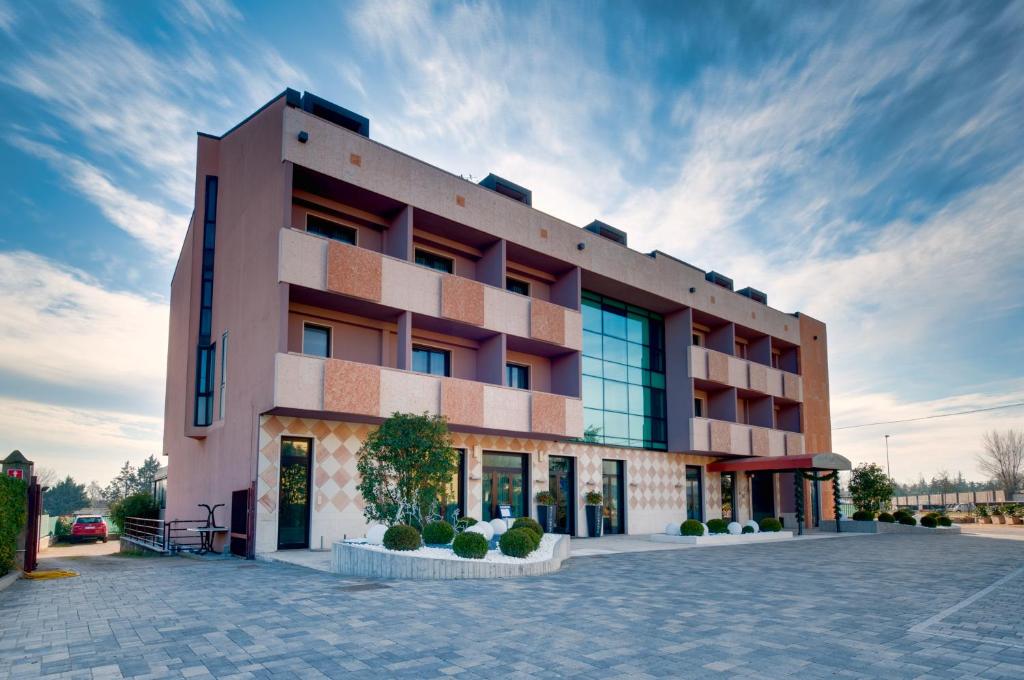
xmin=382 ymin=524 xmax=421 ymax=551
xmin=744 ymin=520 xmax=759 ymax=534
xmin=727 ymin=522 xmax=742 ymax=535
xmin=877 ymin=512 xmax=895 ymax=523
xmin=898 ymin=515 xmax=917 ymax=526
xmin=742 ymin=525 xmax=755 ymax=534
xmin=466 ymin=521 xmax=494 ymax=540
xmin=452 ymin=531 xmax=489 ymax=559
xmin=937 ymin=516 xmax=952 ymax=527
xmin=920 ymin=515 xmax=937 ymax=528
xmin=366 ymin=524 xmax=388 ymax=545
xmin=422 ymin=520 xmax=455 ymax=545
xmin=499 ymin=528 xmax=537 ymax=558
xmin=759 ymin=517 xmax=782 ymax=533
xmin=852 ymin=510 xmax=875 ymax=521
xmin=519 ymin=528 xmax=541 ymax=550
xmin=456 ymin=516 xmax=478 ymax=530
xmin=513 ymin=517 xmax=544 ymax=537
xmin=664 ymin=522 xmax=681 ymax=536
xmin=681 ymin=519 xmax=704 ymax=536
xmin=707 ymin=518 xmax=729 ymax=535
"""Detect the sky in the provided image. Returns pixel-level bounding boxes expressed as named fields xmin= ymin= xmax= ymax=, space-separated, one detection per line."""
xmin=0 ymin=0 xmax=1022 ymax=488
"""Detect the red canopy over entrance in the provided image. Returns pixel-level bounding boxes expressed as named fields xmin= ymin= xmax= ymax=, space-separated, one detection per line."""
xmin=706 ymin=452 xmax=851 ymax=474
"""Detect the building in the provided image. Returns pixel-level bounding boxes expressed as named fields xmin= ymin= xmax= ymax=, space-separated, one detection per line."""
xmin=163 ymin=89 xmax=841 ymax=555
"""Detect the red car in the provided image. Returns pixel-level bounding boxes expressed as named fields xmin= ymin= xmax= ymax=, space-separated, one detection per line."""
xmin=70 ymin=515 xmax=108 ymax=543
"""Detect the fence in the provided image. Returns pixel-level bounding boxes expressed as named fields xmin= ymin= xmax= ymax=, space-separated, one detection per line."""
xmin=893 ymin=490 xmax=1007 ymax=508
xmin=120 ymin=517 xmax=206 ymax=554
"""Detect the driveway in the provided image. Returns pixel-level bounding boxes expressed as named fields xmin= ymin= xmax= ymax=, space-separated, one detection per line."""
xmin=1 ymin=533 xmax=1022 ymax=679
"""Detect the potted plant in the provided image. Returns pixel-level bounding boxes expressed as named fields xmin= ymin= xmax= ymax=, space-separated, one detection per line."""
xmin=976 ymin=504 xmax=992 ymax=524
xmin=992 ymin=506 xmax=1005 ymax=524
xmin=584 ymin=490 xmax=603 ymax=538
xmin=535 ymin=490 xmax=556 ymax=533
xmin=1010 ymin=505 xmax=1024 ymax=526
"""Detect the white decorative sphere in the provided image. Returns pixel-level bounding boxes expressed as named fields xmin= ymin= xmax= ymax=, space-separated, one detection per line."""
xmin=366 ymin=524 xmax=387 ymax=545
xmin=664 ymin=522 xmax=681 ymax=536
xmin=700 ymin=522 xmax=709 ymax=536
xmin=467 ymin=522 xmax=494 ymax=540
xmin=744 ymin=520 xmax=759 ymax=533
xmin=489 ymin=518 xmax=509 ymax=536
xmin=727 ymin=522 xmax=743 ymax=535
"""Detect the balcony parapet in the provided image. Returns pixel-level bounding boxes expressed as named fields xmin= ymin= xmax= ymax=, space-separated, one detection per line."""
xmin=690 ymin=346 xmax=801 ymax=401
xmin=689 ymin=417 xmax=803 ymax=457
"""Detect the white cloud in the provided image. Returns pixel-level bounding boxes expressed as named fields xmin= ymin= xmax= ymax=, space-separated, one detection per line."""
xmin=172 ymin=0 xmax=242 ymax=31
xmin=0 ymin=0 xmax=15 ymax=35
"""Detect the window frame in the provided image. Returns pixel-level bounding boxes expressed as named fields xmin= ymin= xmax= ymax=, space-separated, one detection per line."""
xmin=414 ymin=248 xmax=455 ymax=274
xmin=412 ymin=344 xmax=452 ymax=377
xmin=505 ymin=276 xmax=530 ymax=296
xmin=694 ymin=396 xmax=705 ymax=418
xmin=305 ymin=213 xmax=358 ymax=245
xmin=506 ymin=362 xmax=531 ymax=390
xmin=218 ymin=331 xmax=228 ymax=420
xmin=302 ymin=322 xmax=332 ymax=358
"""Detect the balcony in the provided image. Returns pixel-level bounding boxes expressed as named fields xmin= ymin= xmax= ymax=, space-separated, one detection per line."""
xmin=689 ymin=417 xmax=804 ymax=457
xmin=690 ymin=346 xmax=801 ymax=401
xmin=279 ymin=228 xmax=582 ymax=351
xmin=273 ymin=353 xmax=584 ymax=439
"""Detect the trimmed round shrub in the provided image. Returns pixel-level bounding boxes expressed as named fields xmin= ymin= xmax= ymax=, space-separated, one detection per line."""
xmin=707 ymin=518 xmax=729 ymax=535
xmin=924 ymin=512 xmax=940 ymax=519
xmin=759 ymin=517 xmax=783 ymax=533
xmin=920 ymin=515 xmax=938 ymax=528
xmin=382 ymin=524 xmax=421 ymax=551
xmin=422 ymin=520 xmax=455 ymax=545
xmin=898 ymin=514 xmax=917 ymax=526
xmin=456 ymin=516 xmax=478 ymax=530
xmin=513 ymin=517 xmax=544 ymax=537
xmin=520 ymin=528 xmax=541 ymax=550
xmin=852 ymin=510 xmax=875 ymax=521
xmin=937 ymin=516 xmax=952 ymax=527
xmin=452 ymin=531 xmax=489 ymax=559
xmin=741 ymin=525 xmax=755 ymax=534
xmin=681 ymin=519 xmax=705 ymax=536
xmin=499 ymin=528 xmax=537 ymax=558
xmin=893 ymin=509 xmax=910 ymax=521
xmin=877 ymin=512 xmax=895 ymax=523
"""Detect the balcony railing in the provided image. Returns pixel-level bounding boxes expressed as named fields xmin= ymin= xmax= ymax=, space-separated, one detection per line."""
xmin=689 ymin=417 xmax=803 ymax=457
xmin=690 ymin=346 xmax=801 ymax=401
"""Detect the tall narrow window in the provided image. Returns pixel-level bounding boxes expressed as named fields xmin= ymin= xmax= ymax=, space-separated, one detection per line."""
xmin=218 ymin=331 xmax=228 ymax=419
xmin=194 ymin=176 xmax=218 ymax=426
xmin=303 ymin=324 xmax=331 ymax=358
xmin=506 ymin=363 xmax=530 ymax=389
xmin=694 ymin=397 xmax=705 ymax=418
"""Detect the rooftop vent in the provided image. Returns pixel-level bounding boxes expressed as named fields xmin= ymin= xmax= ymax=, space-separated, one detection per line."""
xmin=479 ymin=174 xmax=532 ymax=206
xmin=300 ymin=92 xmax=369 ymax=137
xmin=705 ymin=271 xmax=734 ymax=291
xmin=738 ymin=286 xmax=768 ymax=305
xmin=583 ymin=220 xmax=628 ymax=247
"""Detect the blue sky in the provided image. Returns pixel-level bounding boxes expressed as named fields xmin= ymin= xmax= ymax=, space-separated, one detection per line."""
xmin=0 ymin=0 xmax=1021 ymax=486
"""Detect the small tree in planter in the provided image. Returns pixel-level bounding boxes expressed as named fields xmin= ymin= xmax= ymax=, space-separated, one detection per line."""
xmin=991 ymin=506 xmax=1005 ymax=524
xmin=535 ymin=490 xmax=556 ymax=533
xmin=976 ymin=504 xmax=992 ymax=524
xmin=584 ymin=491 xmax=603 ymax=538
xmin=848 ymin=463 xmax=894 ymax=514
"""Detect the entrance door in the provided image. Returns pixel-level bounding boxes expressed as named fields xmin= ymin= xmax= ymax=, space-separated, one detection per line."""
xmin=549 ymin=456 xmax=575 ymax=535
xmin=751 ymin=472 xmax=775 ymax=523
xmin=278 ymin=437 xmax=312 ymax=549
xmin=482 ymin=453 xmax=527 ymax=521
xmin=686 ymin=466 xmax=704 ymax=521
xmin=602 ymin=459 xmax=625 ymax=534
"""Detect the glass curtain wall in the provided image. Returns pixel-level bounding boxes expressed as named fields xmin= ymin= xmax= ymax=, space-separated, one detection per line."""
xmin=581 ymin=291 xmax=667 ymax=449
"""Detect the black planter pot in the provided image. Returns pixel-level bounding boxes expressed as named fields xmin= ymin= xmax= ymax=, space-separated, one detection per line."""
xmin=585 ymin=505 xmax=603 ymax=537
xmin=537 ymin=505 xmax=555 ymax=533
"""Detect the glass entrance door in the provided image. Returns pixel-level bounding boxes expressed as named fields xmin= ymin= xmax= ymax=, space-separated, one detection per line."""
xmin=482 ymin=453 xmax=527 ymax=521
xmin=548 ymin=456 xmax=575 ymax=535
xmin=602 ymin=459 xmax=625 ymax=534
xmin=686 ymin=466 xmax=704 ymax=521
xmin=277 ymin=437 xmax=312 ymax=549
xmin=751 ymin=472 xmax=776 ymax=523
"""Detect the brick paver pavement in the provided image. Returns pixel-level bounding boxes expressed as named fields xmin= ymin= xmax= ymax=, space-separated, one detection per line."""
xmin=1 ymin=533 xmax=1022 ymax=679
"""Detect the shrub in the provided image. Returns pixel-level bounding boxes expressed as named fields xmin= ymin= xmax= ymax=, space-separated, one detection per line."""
xmin=893 ymin=509 xmax=909 ymax=520
xmin=109 ymin=492 xmax=158 ymax=532
xmin=681 ymin=519 xmax=704 ymax=536
xmin=455 ymin=516 xmax=478 ymax=530
xmin=937 ymin=516 xmax=952 ymax=527
xmin=535 ymin=491 xmax=555 ymax=506
xmin=520 ymin=528 xmax=542 ymax=550
xmin=0 ymin=476 xmax=27 ymax=576
xmin=898 ymin=514 xmax=917 ymax=526
xmin=924 ymin=512 xmax=940 ymax=519
xmin=452 ymin=531 xmax=489 ymax=559
xmin=877 ymin=512 xmax=895 ymax=523
xmin=707 ymin=518 xmax=729 ymax=534
xmin=499 ymin=528 xmax=537 ymax=558
xmin=759 ymin=517 xmax=783 ymax=533
xmin=422 ymin=520 xmax=455 ymax=545
xmin=513 ymin=517 xmax=544 ymax=537
xmin=851 ymin=510 xmax=875 ymax=521
xmin=55 ymin=516 xmax=73 ymax=538
xmin=742 ymin=525 xmax=755 ymax=534
xmin=920 ymin=515 xmax=937 ymax=528
xmin=382 ymin=524 xmax=421 ymax=551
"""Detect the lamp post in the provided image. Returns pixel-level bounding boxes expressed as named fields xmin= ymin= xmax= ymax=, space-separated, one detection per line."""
xmin=884 ymin=434 xmax=891 ymax=478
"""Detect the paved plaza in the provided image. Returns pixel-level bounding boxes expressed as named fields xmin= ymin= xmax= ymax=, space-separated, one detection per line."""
xmin=2 ymin=533 xmax=1023 ymax=679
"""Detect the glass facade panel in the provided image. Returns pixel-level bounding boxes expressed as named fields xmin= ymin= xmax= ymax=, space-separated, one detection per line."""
xmin=686 ymin=466 xmax=703 ymax=521
xmin=579 ymin=290 xmax=667 ymax=450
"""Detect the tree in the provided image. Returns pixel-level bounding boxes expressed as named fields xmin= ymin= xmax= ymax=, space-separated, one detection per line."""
xmin=136 ymin=455 xmax=161 ymax=491
xmin=978 ymin=430 xmax=1024 ymax=499
xmin=109 ymin=492 xmax=159 ymax=531
xmin=43 ymin=476 xmax=89 ymax=516
xmin=86 ymin=481 xmax=106 ymax=504
xmin=849 ymin=463 xmax=894 ymax=512
xmin=34 ymin=466 xmax=58 ymax=488
xmin=104 ymin=460 xmax=137 ymax=503
xmin=356 ymin=412 xmax=458 ymax=527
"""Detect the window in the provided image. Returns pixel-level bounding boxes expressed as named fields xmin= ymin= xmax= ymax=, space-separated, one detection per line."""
xmin=506 ymin=363 xmax=530 ymax=390
xmin=771 ymin=349 xmax=781 ymax=369
xmin=194 ymin=343 xmax=215 ymax=427
xmin=735 ymin=340 xmax=748 ymax=359
xmin=218 ymin=331 xmax=228 ymax=419
xmin=193 ymin=175 xmax=218 ymax=427
xmin=415 ymin=249 xmax=454 ymax=274
xmin=686 ymin=466 xmax=703 ymax=521
xmin=306 ymin=214 xmax=356 ymax=245
xmin=694 ymin=397 xmax=705 ymax=418
xmin=581 ymin=290 xmax=667 ymax=450
xmin=303 ymin=324 xmax=331 ymax=358
xmin=506 ymin=277 xmax=530 ymax=296
xmin=413 ymin=345 xmax=450 ymax=376
xmin=737 ymin=397 xmax=749 ymax=424
xmin=692 ymin=332 xmax=703 ymax=346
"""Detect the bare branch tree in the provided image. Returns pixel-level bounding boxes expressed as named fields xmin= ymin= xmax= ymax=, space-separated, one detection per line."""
xmin=977 ymin=430 xmax=1024 ymax=499
xmin=34 ymin=466 xmax=58 ymax=488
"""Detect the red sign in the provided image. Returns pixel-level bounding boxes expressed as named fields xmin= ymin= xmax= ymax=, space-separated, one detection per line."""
xmin=6 ymin=469 xmax=23 ymax=479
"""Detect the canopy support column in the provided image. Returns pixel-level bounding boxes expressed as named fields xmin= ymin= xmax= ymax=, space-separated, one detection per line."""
xmin=832 ymin=472 xmax=841 ymax=533
xmin=794 ymin=472 xmax=804 ymax=536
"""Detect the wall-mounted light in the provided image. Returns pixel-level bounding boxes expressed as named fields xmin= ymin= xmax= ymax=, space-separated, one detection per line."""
xmin=577 ymin=242 xmax=586 ymax=250
xmin=297 ymin=130 xmax=309 ymax=143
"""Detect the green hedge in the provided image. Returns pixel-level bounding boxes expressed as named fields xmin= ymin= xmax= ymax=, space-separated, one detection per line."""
xmin=499 ymin=528 xmax=537 ymax=558
xmin=920 ymin=515 xmax=937 ymax=528
xmin=852 ymin=510 xmax=875 ymax=521
xmin=422 ymin=520 xmax=455 ymax=545
xmin=707 ymin=518 xmax=729 ymax=534
xmin=0 ymin=477 xmax=27 ymax=576
xmin=877 ymin=512 xmax=895 ymax=523
xmin=937 ymin=516 xmax=952 ymax=527
xmin=383 ymin=524 xmax=421 ymax=551
xmin=681 ymin=519 xmax=704 ymax=536
xmin=759 ymin=517 xmax=783 ymax=532
xmin=452 ymin=531 xmax=488 ymax=559
xmin=898 ymin=514 xmax=917 ymax=526
xmin=512 ymin=517 xmax=544 ymax=537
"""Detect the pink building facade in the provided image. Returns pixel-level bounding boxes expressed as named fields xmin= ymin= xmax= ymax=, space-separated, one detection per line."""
xmin=163 ymin=90 xmax=836 ymax=556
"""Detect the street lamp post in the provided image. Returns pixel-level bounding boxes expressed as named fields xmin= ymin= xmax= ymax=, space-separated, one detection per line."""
xmin=884 ymin=434 xmax=891 ymax=478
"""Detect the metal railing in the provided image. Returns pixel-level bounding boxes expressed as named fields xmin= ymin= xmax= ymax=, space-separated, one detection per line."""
xmin=122 ymin=517 xmax=168 ymax=552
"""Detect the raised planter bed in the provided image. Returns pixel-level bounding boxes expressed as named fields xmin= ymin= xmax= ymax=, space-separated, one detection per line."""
xmin=331 ymin=534 xmax=569 ymax=579
xmin=650 ymin=531 xmax=793 ymax=546
xmin=819 ymin=520 xmax=961 ymax=534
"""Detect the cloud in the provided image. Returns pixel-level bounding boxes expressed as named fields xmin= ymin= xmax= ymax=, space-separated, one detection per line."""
xmin=0 ymin=251 xmax=168 ymax=404
xmin=0 ymin=0 xmax=15 ymax=35
xmin=171 ymin=0 xmax=242 ymax=31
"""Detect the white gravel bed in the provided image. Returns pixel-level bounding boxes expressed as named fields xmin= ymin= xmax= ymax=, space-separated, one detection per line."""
xmin=343 ymin=533 xmax=558 ymax=564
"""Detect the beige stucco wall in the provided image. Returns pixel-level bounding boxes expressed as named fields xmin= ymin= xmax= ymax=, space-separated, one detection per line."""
xmin=689 ymin=346 xmax=799 ymax=401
